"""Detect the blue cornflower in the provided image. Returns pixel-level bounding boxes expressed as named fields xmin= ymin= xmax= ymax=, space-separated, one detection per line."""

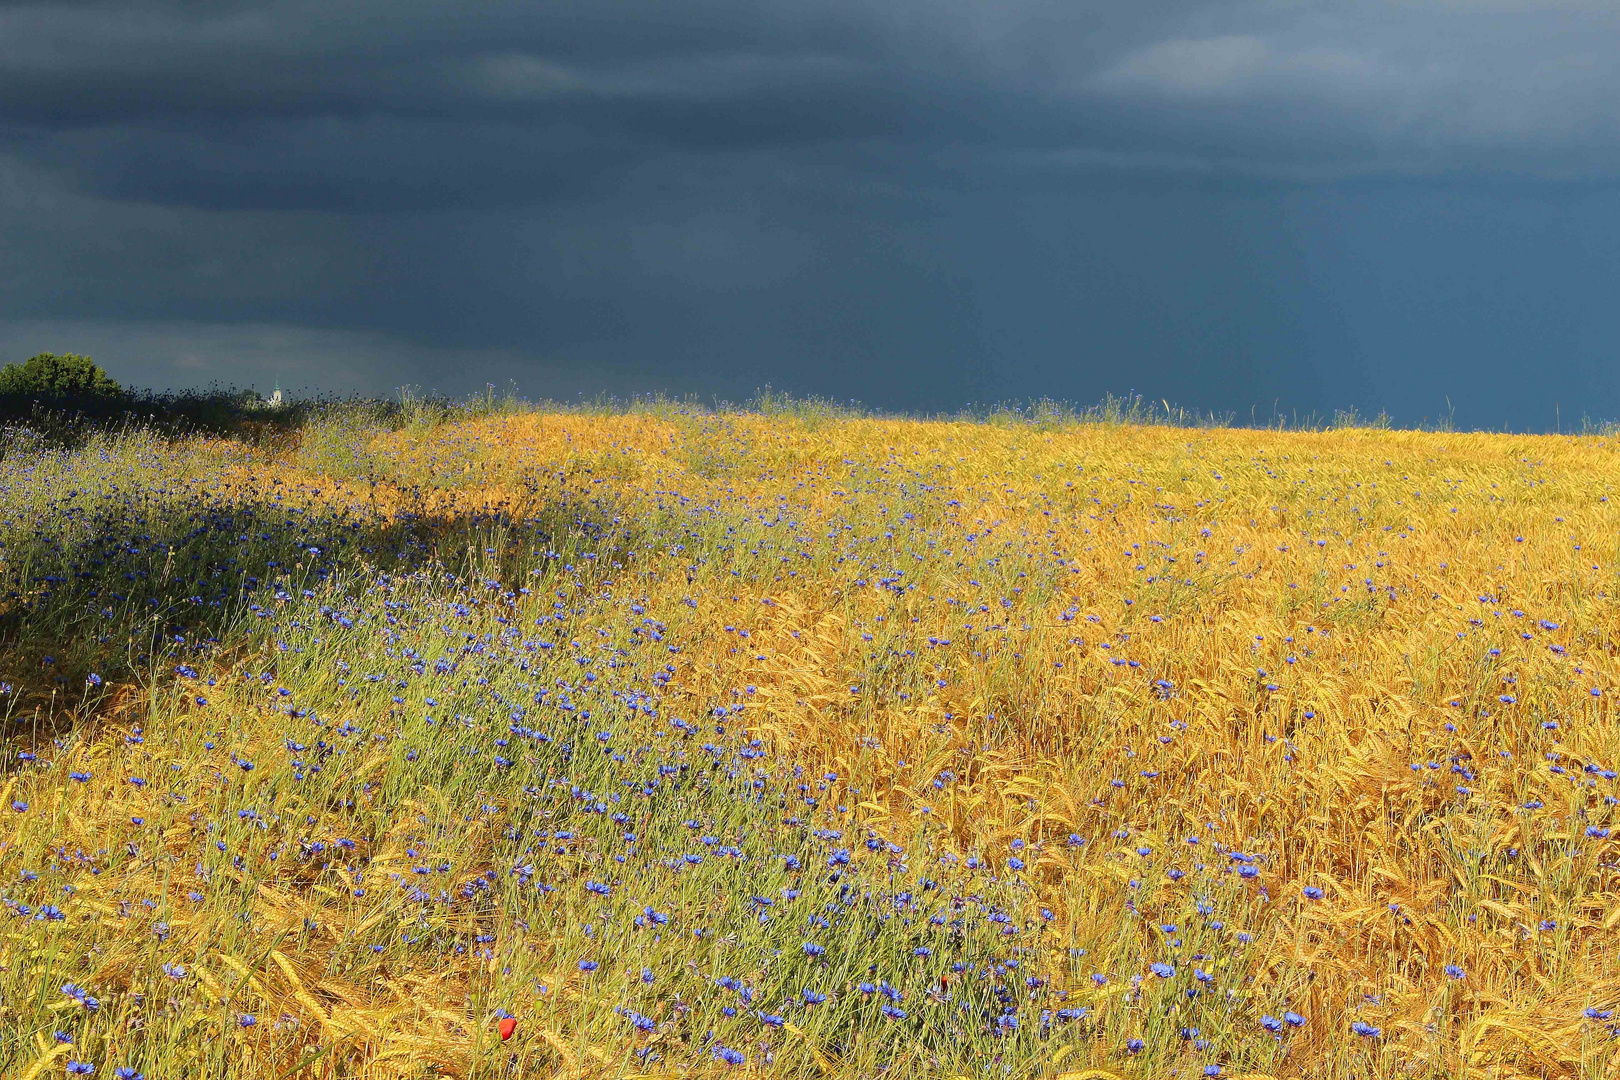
xmin=621 ymin=1009 xmax=655 ymax=1032
xmin=1150 ymin=962 xmax=1175 ymax=978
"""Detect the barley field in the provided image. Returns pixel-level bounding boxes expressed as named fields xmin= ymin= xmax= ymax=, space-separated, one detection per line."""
xmin=2 ymin=400 xmax=1618 ymax=1080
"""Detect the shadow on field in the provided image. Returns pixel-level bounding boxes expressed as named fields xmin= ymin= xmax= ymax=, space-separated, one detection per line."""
xmin=0 ymin=408 xmax=644 ymax=728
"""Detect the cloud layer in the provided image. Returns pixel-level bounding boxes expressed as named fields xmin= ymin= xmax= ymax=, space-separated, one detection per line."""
xmin=3 ymin=0 xmax=1619 ymax=426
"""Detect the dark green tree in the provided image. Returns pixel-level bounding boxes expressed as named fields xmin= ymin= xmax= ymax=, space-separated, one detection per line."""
xmin=0 ymin=353 xmax=124 ymax=399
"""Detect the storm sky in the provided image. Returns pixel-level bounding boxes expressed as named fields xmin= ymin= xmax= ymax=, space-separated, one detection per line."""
xmin=3 ymin=1 xmax=1619 ymax=427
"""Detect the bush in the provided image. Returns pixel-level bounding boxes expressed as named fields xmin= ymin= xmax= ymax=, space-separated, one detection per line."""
xmin=0 ymin=352 xmax=124 ymax=399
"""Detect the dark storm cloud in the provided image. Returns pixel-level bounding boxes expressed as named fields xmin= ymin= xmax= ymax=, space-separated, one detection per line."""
xmin=2 ymin=1 xmax=1620 ymax=426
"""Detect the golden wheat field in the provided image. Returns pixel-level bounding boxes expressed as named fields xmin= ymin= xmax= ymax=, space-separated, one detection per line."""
xmin=2 ymin=405 xmax=1619 ymax=1079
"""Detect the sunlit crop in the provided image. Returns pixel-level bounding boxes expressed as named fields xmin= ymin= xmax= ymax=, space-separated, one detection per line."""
xmin=3 ymin=403 xmax=1619 ymax=1079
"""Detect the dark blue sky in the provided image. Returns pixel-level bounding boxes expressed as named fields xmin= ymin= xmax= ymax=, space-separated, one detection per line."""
xmin=2 ymin=1 xmax=1618 ymax=428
